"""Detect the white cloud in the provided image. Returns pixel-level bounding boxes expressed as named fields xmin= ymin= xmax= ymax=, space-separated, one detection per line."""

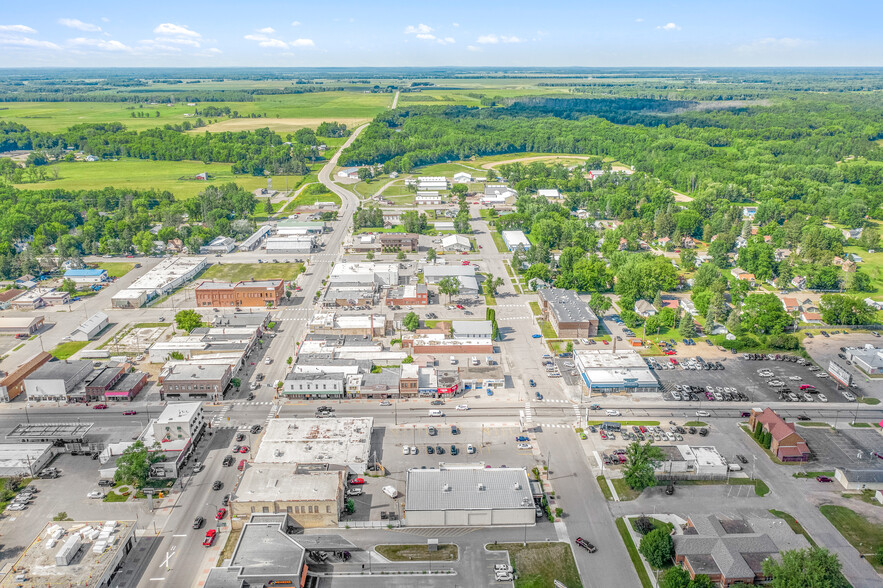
xmin=404 ymin=23 xmax=433 ymax=35
xmin=69 ymin=37 xmax=130 ymax=51
xmin=258 ymin=27 xmax=275 ymax=34
xmin=154 ymin=23 xmax=201 ymax=38
xmin=0 ymin=36 xmax=60 ymax=49
xmin=635 ymin=18 xmax=644 ymax=22
xmin=58 ymin=18 xmax=101 ymax=32
xmin=207 ymin=47 xmax=222 ymax=53
xmin=442 ymin=37 xmax=455 ymax=44
xmin=0 ymin=24 xmax=36 ymax=33
xmin=101 ymin=17 xmax=110 ymax=23
xmin=452 ymin=22 xmax=460 ymax=28
xmin=290 ymin=38 xmax=315 ymax=47
xmin=657 ymin=22 xmax=680 ymax=31
xmin=291 ymin=21 xmax=301 ymax=27
xmin=467 ymin=45 xmax=480 ymax=52
xmin=244 ymin=34 xmax=313 ymax=49
xmin=416 ymin=33 xmax=436 ymax=40
xmin=738 ymin=37 xmax=807 ymax=52
xmin=477 ymin=34 xmax=522 ymax=44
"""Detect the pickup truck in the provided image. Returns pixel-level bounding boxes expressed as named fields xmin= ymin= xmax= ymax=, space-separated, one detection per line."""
xmin=575 ymin=537 xmax=597 ymax=553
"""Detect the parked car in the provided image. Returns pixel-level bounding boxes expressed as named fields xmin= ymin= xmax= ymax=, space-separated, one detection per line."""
xmin=517 ymin=443 xmax=532 ymax=450
xmin=203 ymin=529 xmax=217 ymax=547
xmin=193 ymin=516 xmax=205 ymax=529
xmin=215 ymin=508 xmax=227 ymax=520
xmin=575 ymin=537 xmax=597 ymax=553
xmin=346 ymin=488 xmax=363 ymax=496
xmin=349 ymin=477 xmax=366 ymax=485
xmin=212 ymin=480 xmax=223 ymax=491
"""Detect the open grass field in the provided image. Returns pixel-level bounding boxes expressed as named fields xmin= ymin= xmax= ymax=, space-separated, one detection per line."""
xmin=820 ymin=505 xmax=883 ymax=568
xmin=0 ymin=92 xmax=390 ymax=134
xmin=50 ymin=341 xmax=89 ymax=360
xmin=375 ymin=543 xmax=458 ymax=562
xmin=486 ymin=542 xmax=582 ymax=588
xmin=94 ymin=262 xmax=135 ymax=278
xmin=201 ymin=263 xmax=304 ymax=282
xmin=13 ymin=158 xmax=304 ymax=200
xmin=844 ymin=246 xmax=883 ymax=297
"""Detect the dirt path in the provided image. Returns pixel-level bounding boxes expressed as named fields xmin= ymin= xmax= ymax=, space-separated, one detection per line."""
xmin=390 ymin=91 xmax=400 ymax=109
xmin=480 ymin=155 xmax=591 ymax=170
xmin=670 ymin=188 xmax=694 ymax=202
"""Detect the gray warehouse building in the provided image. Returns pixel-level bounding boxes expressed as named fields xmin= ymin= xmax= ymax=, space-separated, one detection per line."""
xmin=405 ymin=466 xmax=535 ymax=526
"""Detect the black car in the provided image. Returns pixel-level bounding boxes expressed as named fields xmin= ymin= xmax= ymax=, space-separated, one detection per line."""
xmin=428 ymin=427 xmax=437 ymax=436
xmin=797 ymin=415 xmax=810 ymax=421
xmin=247 ymin=393 xmax=255 ymax=401
xmin=736 ymin=455 xmax=748 ymax=464
xmin=688 ymin=427 xmax=697 ymax=435
xmin=575 ymin=537 xmax=597 ymax=552
xmin=451 ymin=426 xmax=460 ymax=435
xmin=450 ymin=445 xmax=459 ymax=455
xmin=699 ymin=428 xmax=708 ymax=437
xmin=212 ymin=480 xmax=223 ymax=491
xmin=427 ymin=445 xmax=434 ymax=454
xmin=665 ymin=484 xmax=675 ymax=495
xmin=821 ymin=331 xmax=829 ymax=337
xmin=436 ymin=445 xmax=445 ymax=455
xmin=222 ymin=494 xmax=230 ymax=506
xmin=431 ymin=400 xmax=444 ymax=406
xmin=193 ymin=516 xmax=205 ymax=529
xmin=222 ymin=456 xmax=234 ymax=467
xmin=251 ymin=425 xmax=262 ymax=434
xmin=235 ymin=433 xmax=245 ymax=442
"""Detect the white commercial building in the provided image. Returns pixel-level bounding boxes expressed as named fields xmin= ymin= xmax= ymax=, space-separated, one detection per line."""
xmin=123 ymin=256 xmax=207 ymax=299
xmin=416 ymin=191 xmax=443 ymax=205
xmin=656 ymin=445 xmax=729 ymax=479
xmin=441 ymin=235 xmax=471 ymax=252
xmin=417 ymin=176 xmax=448 ymax=191
xmin=453 ymin=172 xmax=472 ymax=183
xmin=24 ymin=360 xmax=93 ymax=402
xmin=502 ymin=230 xmax=531 ymax=251
xmin=537 ymin=188 xmax=561 ymax=199
xmin=111 ymin=289 xmax=148 ymax=309
xmin=239 ymin=225 xmax=272 ymax=251
xmin=405 ymin=466 xmax=535 ymax=526
xmin=254 ymin=417 xmax=373 ymax=475
xmin=330 ymin=262 xmax=399 ymax=287
xmin=847 ymin=346 xmax=883 ymax=375
xmin=71 ymin=312 xmax=109 ymax=342
xmin=422 ymin=265 xmax=479 ymax=294
xmin=200 ymin=236 xmax=236 ymax=254
xmin=265 ymin=236 xmax=315 ymax=253
xmin=152 ymin=402 xmax=205 ymax=442
xmin=452 ymin=320 xmax=493 ymax=340
xmin=0 ymin=443 xmax=55 ymax=476
xmin=574 ymin=349 xmax=659 ymax=394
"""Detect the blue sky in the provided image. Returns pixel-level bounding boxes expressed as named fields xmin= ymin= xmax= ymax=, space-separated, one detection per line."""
xmin=0 ymin=0 xmax=880 ymax=68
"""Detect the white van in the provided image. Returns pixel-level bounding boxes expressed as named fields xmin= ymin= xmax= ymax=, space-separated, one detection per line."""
xmin=606 ymin=409 xmax=621 ymax=417
xmin=727 ymin=463 xmax=742 ymax=472
xmin=382 ymin=485 xmax=399 ymax=499
xmin=471 ymin=356 xmax=479 ymax=366
xmin=467 ymin=444 xmax=476 ymax=454
xmin=450 ymin=356 xmax=457 ymax=365
xmin=429 ymin=409 xmax=444 ymax=417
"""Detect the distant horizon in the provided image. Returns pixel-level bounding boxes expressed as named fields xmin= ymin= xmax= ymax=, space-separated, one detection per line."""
xmin=1 ymin=65 xmax=882 ymax=72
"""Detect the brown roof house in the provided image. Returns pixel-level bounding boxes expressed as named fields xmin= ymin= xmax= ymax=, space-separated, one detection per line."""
xmin=673 ymin=514 xmax=810 ymax=586
xmin=748 ymin=408 xmax=810 ymax=462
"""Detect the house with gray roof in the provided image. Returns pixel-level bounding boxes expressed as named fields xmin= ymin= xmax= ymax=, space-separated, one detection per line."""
xmin=673 ymin=514 xmax=810 ymax=586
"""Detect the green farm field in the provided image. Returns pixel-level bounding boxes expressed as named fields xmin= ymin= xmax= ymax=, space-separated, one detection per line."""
xmin=0 ymin=91 xmax=390 ymax=134
xmin=13 ymin=158 xmax=306 ymax=199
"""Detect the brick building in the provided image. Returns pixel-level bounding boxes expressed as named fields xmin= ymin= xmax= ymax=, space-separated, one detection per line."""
xmin=748 ymin=408 xmax=810 ymax=462
xmin=387 ymin=284 xmax=429 ymax=306
xmin=378 ymin=233 xmax=418 ymax=252
xmin=161 ymin=364 xmax=232 ymax=401
xmin=195 ymin=280 xmax=285 ymax=308
xmin=537 ymin=288 xmax=598 ymax=338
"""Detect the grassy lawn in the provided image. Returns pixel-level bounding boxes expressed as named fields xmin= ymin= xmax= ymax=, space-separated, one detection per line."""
xmin=201 ymin=262 xmax=304 ymax=282
xmin=585 ymin=420 xmax=661 ymax=427
xmin=14 ymin=158 xmax=304 ymax=200
xmin=133 ymin=322 xmax=171 ymax=329
xmin=354 ymin=225 xmax=407 ymax=234
xmin=217 ymin=527 xmax=243 ymax=566
xmin=796 ymin=422 xmax=833 ymax=427
xmin=50 ymin=341 xmax=89 ymax=360
xmin=850 ymin=422 xmax=874 ymax=428
xmin=842 ymin=490 xmax=883 ymax=508
xmin=630 ymin=516 xmax=674 ymax=535
xmin=529 ymin=301 xmax=542 ymax=316
xmin=12 ymin=344 xmax=24 ymax=352
xmin=103 ymin=491 xmax=130 ymax=503
xmin=486 ymin=542 xmax=582 ymax=588
xmin=94 ymin=262 xmax=136 ymax=278
xmin=596 ymin=475 xmax=614 ymax=500
xmin=859 ymin=397 xmax=881 ymax=405
xmin=683 ymin=421 xmax=707 ymax=427
xmin=820 ymin=505 xmax=883 ymax=567
xmin=611 ymin=478 xmax=642 ymax=501
xmin=537 ymin=319 xmax=558 ymax=339
xmin=491 ymin=231 xmax=509 ymax=253
xmin=375 ymin=543 xmax=458 ymax=562
xmin=677 ymin=478 xmax=770 ymax=497
xmin=769 ymin=509 xmax=817 ymax=547
xmin=484 ymin=293 xmax=497 ymax=306
xmin=793 ymin=471 xmax=835 ymax=479
xmin=614 ymin=518 xmax=653 ymax=588
xmin=844 ymin=245 xmax=883 ymax=294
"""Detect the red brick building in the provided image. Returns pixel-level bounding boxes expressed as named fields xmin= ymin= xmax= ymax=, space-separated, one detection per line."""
xmin=387 ymin=284 xmax=429 ymax=306
xmin=195 ymin=280 xmax=285 ymax=308
xmin=748 ymin=408 xmax=810 ymax=462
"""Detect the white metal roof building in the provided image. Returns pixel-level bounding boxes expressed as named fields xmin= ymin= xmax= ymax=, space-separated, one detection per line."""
xmin=239 ymin=225 xmax=272 ymax=251
xmin=329 ymin=262 xmax=399 ymax=287
xmin=574 ymin=349 xmax=660 ymax=394
xmin=254 ymin=417 xmax=373 ymax=474
xmin=404 ymin=466 xmax=535 ymax=526
xmin=502 ymin=230 xmax=531 ymax=251
xmin=126 ymin=256 xmax=207 ymax=297
xmin=441 ymin=234 xmax=470 ymax=252
xmin=0 ymin=442 xmax=55 ymax=476
xmin=71 ymin=311 xmax=109 ymax=342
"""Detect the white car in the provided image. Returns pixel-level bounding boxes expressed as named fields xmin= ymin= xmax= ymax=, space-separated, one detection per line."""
xmin=411 ymin=446 xmax=418 ymax=455
xmin=402 ymin=446 xmax=411 ymax=455
xmin=87 ymin=491 xmax=104 ymax=499
xmin=517 ymin=443 xmax=532 ymax=450
xmin=456 ymin=404 xmax=469 ymax=411
xmin=816 ymin=372 xmax=829 ymax=378
xmin=496 ymin=573 xmax=514 ymax=582
xmin=346 ymin=488 xmax=363 ymax=497
xmin=264 ymin=357 xmax=272 ymax=365
xmin=494 ymin=564 xmax=514 ymax=573
xmin=467 ymin=444 xmax=476 ymax=454
xmin=696 ymin=410 xmax=710 ymax=417
xmin=817 ymin=393 xmax=828 ymax=402
xmin=6 ymin=503 xmax=26 ymax=511
xmin=789 ymin=376 xmax=802 ymax=381
xmin=380 ymin=400 xmax=391 ymax=406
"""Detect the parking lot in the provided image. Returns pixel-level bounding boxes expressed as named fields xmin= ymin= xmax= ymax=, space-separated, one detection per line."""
xmin=654 ymin=355 xmax=856 ymax=405
xmin=799 ymin=427 xmax=883 ymax=470
xmin=350 ymin=424 xmax=539 ymax=524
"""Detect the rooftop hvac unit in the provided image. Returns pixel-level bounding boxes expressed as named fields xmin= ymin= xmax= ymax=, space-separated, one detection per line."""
xmin=442 ymin=484 xmax=451 ymax=492
xmin=477 ymin=483 xmax=486 ymax=491
xmin=513 ymin=483 xmax=522 ymax=490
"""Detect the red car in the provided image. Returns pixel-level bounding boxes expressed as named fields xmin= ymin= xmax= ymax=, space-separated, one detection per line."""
xmin=215 ymin=508 xmax=227 ymax=520
xmin=639 ymin=426 xmax=647 ymax=433
xmin=816 ymin=476 xmax=833 ymax=483
xmin=93 ymin=404 xmax=108 ymax=410
xmin=238 ymin=460 xmax=247 ymax=471
xmin=461 ymin=260 xmax=470 ymax=265
xmin=599 ymin=430 xmax=608 ymax=440
xmin=203 ymin=529 xmax=217 ymax=546
xmin=456 ymin=304 xmax=464 ymax=310
xmin=461 ymin=252 xmax=468 ymax=256
xmin=123 ymin=410 xmax=137 ymax=415
xmin=799 ymin=385 xmax=816 ymax=391
xmin=663 ymin=350 xmax=676 ymax=356
xmin=239 ymin=446 xmax=250 ymax=453
xmin=602 ymin=340 xmax=608 ymax=345
xmin=669 ymin=358 xmax=679 ymax=365
xmin=349 ymin=477 xmax=366 ymax=485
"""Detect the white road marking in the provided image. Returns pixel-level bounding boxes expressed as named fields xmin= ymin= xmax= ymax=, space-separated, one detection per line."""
xmin=172 ymin=534 xmax=187 ymax=537
xmin=149 ymin=578 xmax=166 ymax=581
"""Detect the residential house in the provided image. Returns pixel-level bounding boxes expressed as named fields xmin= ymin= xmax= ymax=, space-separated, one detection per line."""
xmin=735 ymin=236 xmax=748 ymax=249
xmin=842 ymin=228 xmax=863 ymax=240
xmin=680 ymin=299 xmax=698 ymax=316
xmin=0 ymin=289 xmax=24 ymax=310
xmin=730 ymin=268 xmax=756 ymax=286
xmin=791 ymin=276 xmax=807 ymax=289
xmin=634 ymin=300 xmax=658 ymax=317
xmin=748 ymin=408 xmax=810 ymax=462
xmin=537 ymin=188 xmax=560 ymax=199
xmin=780 ymin=297 xmax=800 ymax=314
xmin=800 ymin=311 xmax=823 ymax=324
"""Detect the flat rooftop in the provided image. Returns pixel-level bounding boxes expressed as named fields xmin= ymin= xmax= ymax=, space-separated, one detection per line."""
xmin=155 ymin=402 xmax=202 ymax=424
xmin=235 ymin=466 xmax=342 ymax=503
xmin=254 ymin=418 xmax=372 ymax=468
xmin=0 ymin=520 xmax=134 ymax=588
xmin=0 ymin=316 xmax=43 ymax=328
xmin=575 ymin=348 xmax=648 ymax=369
xmin=127 ymin=256 xmax=206 ymax=291
xmin=7 ymin=422 xmax=94 ymax=441
xmin=539 ymin=288 xmax=598 ymax=324
xmin=0 ymin=443 xmax=52 ymax=469
xmin=406 ymin=466 xmax=533 ymax=511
